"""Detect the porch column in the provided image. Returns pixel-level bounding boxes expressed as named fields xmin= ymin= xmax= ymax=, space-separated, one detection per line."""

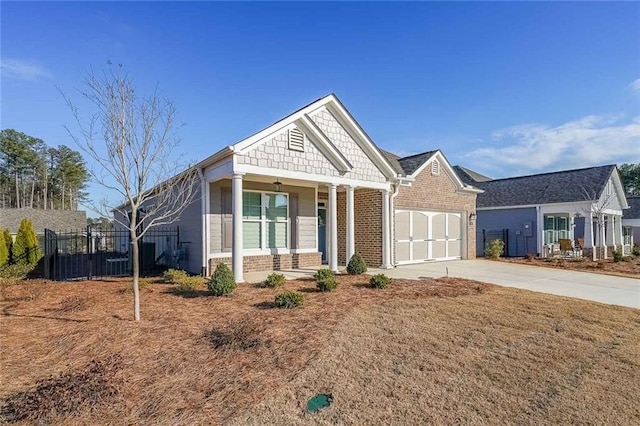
xmin=381 ymin=188 xmax=392 ymax=269
xmin=328 ymin=183 xmax=339 ymax=273
xmin=584 ymin=212 xmax=594 ymax=260
xmin=606 ymin=215 xmax=615 ymax=250
xmin=618 ymin=215 xmax=624 ymax=251
xmin=232 ymin=173 xmax=244 ymax=283
xmin=346 ymin=185 xmax=355 ymax=263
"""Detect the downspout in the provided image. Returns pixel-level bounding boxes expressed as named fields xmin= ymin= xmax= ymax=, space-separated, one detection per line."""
xmin=389 ymin=180 xmax=401 ymax=267
xmin=198 ymin=168 xmax=207 ymax=277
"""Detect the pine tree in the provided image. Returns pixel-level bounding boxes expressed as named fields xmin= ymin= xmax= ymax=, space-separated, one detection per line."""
xmin=12 ymin=219 xmax=39 ymax=265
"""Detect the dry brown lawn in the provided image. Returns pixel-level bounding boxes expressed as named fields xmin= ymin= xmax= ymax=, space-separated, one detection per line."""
xmin=501 ymin=256 xmax=640 ymax=279
xmin=1 ymin=274 xmax=639 ymax=425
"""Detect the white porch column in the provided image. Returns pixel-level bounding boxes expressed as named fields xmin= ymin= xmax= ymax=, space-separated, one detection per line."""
xmin=232 ymin=173 xmax=244 ymax=283
xmin=381 ymin=188 xmax=392 ymax=269
xmin=328 ymin=183 xmax=339 ymax=273
xmin=346 ymin=185 xmax=355 ymax=263
xmin=618 ymin=215 xmax=624 ymax=251
xmin=606 ymin=215 xmax=615 ymax=250
xmin=584 ymin=213 xmax=594 ymax=260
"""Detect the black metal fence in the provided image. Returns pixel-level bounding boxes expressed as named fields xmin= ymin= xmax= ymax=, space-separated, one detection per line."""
xmin=43 ymin=226 xmax=180 ymax=281
xmin=482 ymin=228 xmax=509 ymax=257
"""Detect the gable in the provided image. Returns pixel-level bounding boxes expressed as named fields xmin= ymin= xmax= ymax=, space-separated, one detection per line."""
xmin=236 ymin=126 xmax=342 ymax=178
xmin=308 ymin=108 xmax=387 ymax=183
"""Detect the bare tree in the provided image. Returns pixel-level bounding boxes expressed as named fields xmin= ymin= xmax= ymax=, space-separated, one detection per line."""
xmin=581 ymin=185 xmax=616 ymax=261
xmin=64 ymin=65 xmax=198 ymax=321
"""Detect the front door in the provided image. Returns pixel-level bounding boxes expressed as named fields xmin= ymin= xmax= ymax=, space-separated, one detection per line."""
xmin=318 ymin=205 xmax=327 ymax=263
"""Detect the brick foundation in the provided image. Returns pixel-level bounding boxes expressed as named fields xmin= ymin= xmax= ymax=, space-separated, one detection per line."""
xmin=208 ymin=252 xmax=322 ymax=274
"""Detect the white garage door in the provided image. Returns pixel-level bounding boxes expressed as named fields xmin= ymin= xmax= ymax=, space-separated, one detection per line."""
xmin=395 ymin=210 xmax=462 ymax=264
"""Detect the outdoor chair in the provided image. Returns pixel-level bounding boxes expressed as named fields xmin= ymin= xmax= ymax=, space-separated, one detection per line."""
xmin=559 ymin=239 xmax=573 ymax=257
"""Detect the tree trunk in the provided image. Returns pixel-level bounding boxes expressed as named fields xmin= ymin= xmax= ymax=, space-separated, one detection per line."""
xmin=15 ymin=171 xmax=20 ymax=208
xmin=43 ymin=167 xmax=47 ymax=210
xmin=61 ymin=182 xmax=65 ymax=210
xmin=30 ymin=177 xmax=35 ymax=208
xmin=130 ymin=232 xmax=141 ymax=321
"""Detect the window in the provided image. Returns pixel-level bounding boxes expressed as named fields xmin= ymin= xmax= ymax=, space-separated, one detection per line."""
xmin=431 ymin=160 xmax=440 ymax=175
xmin=543 ymin=214 xmax=571 ymax=245
xmin=242 ymin=191 xmax=289 ymax=250
xmin=623 ymin=226 xmax=632 ymax=246
xmin=288 ymin=128 xmax=305 ymax=151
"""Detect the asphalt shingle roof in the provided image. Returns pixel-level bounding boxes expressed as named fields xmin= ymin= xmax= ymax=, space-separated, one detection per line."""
xmin=624 ymin=196 xmax=640 ymax=219
xmin=396 ymin=150 xmax=438 ymax=175
xmin=473 ymin=165 xmax=616 ymax=208
xmin=453 ymin=166 xmax=493 ymax=185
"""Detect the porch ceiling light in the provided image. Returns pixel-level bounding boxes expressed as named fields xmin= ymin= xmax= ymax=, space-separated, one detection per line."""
xmin=273 ymin=180 xmax=283 ymax=192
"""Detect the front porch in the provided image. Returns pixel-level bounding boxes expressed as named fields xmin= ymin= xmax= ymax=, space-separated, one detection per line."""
xmin=540 ymin=210 xmax=626 ymax=259
xmin=203 ymin=173 xmax=393 ymax=282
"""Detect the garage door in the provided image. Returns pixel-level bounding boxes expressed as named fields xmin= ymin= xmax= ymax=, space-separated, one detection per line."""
xmin=395 ymin=210 xmax=462 ymax=264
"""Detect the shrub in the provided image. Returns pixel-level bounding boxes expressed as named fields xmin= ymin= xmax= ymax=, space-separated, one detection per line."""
xmin=125 ymin=279 xmax=152 ymax=293
xmin=12 ymin=219 xmax=39 ymax=265
xmin=262 ymin=272 xmax=285 ymax=288
xmin=525 ymin=253 xmax=535 ymax=261
xmin=314 ymin=269 xmax=338 ymax=292
xmin=0 ymin=263 xmax=36 ymax=280
xmin=176 ymin=275 xmax=205 ymax=292
xmin=346 ymin=252 xmax=368 ymax=275
xmin=162 ymin=268 xmax=188 ymax=283
xmin=0 ymin=233 xmax=8 ymax=267
xmin=274 ymin=290 xmax=304 ymax=308
xmin=612 ymin=249 xmax=623 ymax=263
xmin=369 ymin=273 xmax=392 ymax=289
xmin=207 ymin=263 xmax=236 ymax=296
xmin=633 ymin=245 xmax=640 ymax=257
xmin=485 ymin=239 xmax=505 ymax=260
xmin=2 ymin=229 xmax=12 ymax=264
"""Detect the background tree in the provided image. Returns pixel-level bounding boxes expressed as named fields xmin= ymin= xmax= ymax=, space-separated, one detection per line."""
xmin=12 ymin=219 xmax=39 ymax=265
xmin=65 ymin=65 xmax=198 ymax=321
xmin=0 ymin=129 xmax=89 ymax=209
xmin=618 ymin=163 xmax=640 ymax=196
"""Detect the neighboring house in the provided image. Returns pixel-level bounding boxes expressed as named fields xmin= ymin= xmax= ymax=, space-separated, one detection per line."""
xmin=0 ymin=208 xmax=87 ymax=235
xmin=126 ymin=94 xmax=481 ymax=280
xmin=622 ymin=196 xmax=640 ymax=249
xmin=455 ymin=165 xmax=630 ymax=259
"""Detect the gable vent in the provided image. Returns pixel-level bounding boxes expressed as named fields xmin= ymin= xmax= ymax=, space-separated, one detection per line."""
xmin=431 ymin=159 xmax=440 ymax=175
xmin=288 ymin=128 xmax=305 ymax=152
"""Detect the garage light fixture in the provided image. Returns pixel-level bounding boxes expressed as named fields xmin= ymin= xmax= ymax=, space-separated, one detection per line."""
xmin=469 ymin=212 xmax=476 ymax=225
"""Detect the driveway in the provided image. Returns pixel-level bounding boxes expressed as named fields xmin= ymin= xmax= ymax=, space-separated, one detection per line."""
xmin=370 ymin=260 xmax=640 ymax=309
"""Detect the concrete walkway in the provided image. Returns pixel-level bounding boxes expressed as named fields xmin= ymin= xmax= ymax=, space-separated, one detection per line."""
xmin=370 ymin=260 xmax=640 ymax=309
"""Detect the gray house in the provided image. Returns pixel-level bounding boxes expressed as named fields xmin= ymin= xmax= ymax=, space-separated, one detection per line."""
xmin=454 ymin=165 xmax=630 ymax=259
xmin=622 ymin=196 xmax=639 ymax=248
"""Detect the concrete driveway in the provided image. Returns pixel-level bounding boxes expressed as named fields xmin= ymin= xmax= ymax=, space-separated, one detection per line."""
xmin=370 ymin=260 xmax=640 ymax=309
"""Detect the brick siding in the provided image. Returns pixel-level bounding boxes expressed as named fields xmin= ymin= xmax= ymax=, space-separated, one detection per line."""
xmin=209 ymin=252 xmax=321 ymax=274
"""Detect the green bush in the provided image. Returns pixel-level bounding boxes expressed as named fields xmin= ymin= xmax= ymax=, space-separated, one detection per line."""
xmin=612 ymin=249 xmax=623 ymax=263
xmin=314 ymin=268 xmax=334 ymax=281
xmin=346 ymin=252 xmax=368 ymax=275
xmin=2 ymin=229 xmax=11 ymax=264
xmin=0 ymin=233 xmax=8 ymax=267
xmin=176 ymin=275 xmax=205 ymax=292
xmin=369 ymin=273 xmax=392 ymax=289
xmin=314 ymin=268 xmax=338 ymax=292
xmin=485 ymin=239 xmax=505 ymax=260
xmin=633 ymin=245 xmax=640 ymax=257
xmin=262 ymin=272 xmax=285 ymax=288
xmin=274 ymin=290 xmax=304 ymax=309
xmin=163 ymin=268 xmax=188 ymax=283
xmin=207 ymin=263 xmax=237 ymax=296
xmin=12 ymin=219 xmax=39 ymax=265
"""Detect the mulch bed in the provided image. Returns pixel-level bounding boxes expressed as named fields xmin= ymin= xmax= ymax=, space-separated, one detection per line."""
xmin=499 ymin=256 xmax=640 ymax=279
xmin=0 ymin=274 xmax=489 ymax=425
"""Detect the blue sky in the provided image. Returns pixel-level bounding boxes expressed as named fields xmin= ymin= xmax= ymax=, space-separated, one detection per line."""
xmin=2 ymin=1 xmax=639 ymax=207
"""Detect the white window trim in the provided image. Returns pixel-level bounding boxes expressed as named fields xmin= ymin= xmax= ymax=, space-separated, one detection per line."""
xmin=243 ymin=189 xmax=290 ymax=251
